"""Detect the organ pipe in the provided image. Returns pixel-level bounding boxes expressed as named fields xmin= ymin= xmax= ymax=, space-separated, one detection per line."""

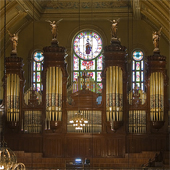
xmin=128 ymin=110 xmax=146 ymax=133
xmin=46 ymin=67 xmax=62 ymax=122
xmin=7 ymin=73 xmax=20 ymax=122
xmin=24 ymin=111 xmax=42 ymax=133
xmin=150 ymin=72 xmax=164 ymax=121
xmin=106 ymin=66 xmax=123 ymax=122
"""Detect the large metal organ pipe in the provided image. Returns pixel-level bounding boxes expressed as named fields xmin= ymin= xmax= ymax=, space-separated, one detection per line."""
xmin=46 ymin=67 xmax=62 ymax=123
xmin=6 ymin=73 xmax=20 ymax=122
xmin=106 ymin=66 xmax=123 ymax=122
xmin=150 ymin=72 xmax=164 ymax=121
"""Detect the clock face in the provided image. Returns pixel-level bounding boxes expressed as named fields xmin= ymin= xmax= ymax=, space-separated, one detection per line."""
xmin=74 ymin=31 xmax=102 ymax=60
xmin=34 ymin=52 xmax=44 ymax=62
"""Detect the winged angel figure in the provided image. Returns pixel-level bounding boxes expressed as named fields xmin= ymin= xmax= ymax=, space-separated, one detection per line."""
xmin=7 ymin=30 xmax=19 ymax=54
xmin=46 ymin=19 xmax=63 ymax=40
xmin=152 ymin=27 xmax=162 ymax=51
xmin=109 ymin=18 xmax=120 ymax=38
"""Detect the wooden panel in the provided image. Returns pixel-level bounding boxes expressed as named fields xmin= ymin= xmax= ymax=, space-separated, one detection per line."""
xmin=73 ymin=138 xmax=79 ymax=156
xmin=66 ymin=138 xmax=72 ymax=157
xmin=114 ymin=139 xmax=118 ymax=156
xmin=43 ymin=137 xmax=63 ymax=157
xmin=118 ymin=138 xmax=124 ymax=156
xmin=6 ymin=137 xmax=20 ymax=151
xmin=94 ymin=138 xmax=101 ymax=156
xmin=107 ymin=139 xmax=112 ymax=156
xmin=126 ymin=135 xmax=169 ymax=153
xmin=65 ymin=137 xmax=93 ymax=157
xmin=5 ymin=133 xmax=169 ymax=160
xmin=56 ymin=138 xmax=62 ymax=156
xmin=79 ymin=139 xmax=85 ymax=156
xmin=106 ymin=137 xmax=125 ymax=157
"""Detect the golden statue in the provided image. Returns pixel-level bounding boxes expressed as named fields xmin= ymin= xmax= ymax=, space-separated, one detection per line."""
xmin=109 ymin=18 xmax=120 ymax=38
xmin=46 ymin=19 xmax=63 ymax=40
xmin=152 ymin=27 xmax=162 ymax=52
xmin=7 ymin=30 xmax=19 ymax=54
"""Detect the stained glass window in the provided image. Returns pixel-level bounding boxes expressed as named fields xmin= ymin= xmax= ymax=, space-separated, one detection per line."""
xmin=132 ymin=50 xmax=144 ymax=90
xmin=32 ymin=51 xmax=44 ymax=91
xmin=73 ymin=31 xmax=103 ymax=93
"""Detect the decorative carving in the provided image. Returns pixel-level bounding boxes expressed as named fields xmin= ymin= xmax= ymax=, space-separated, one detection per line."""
xmin=110 ymin=121 xmax=123 ymax=131
xmin=39 ymin=1 xmax=129 ymax=9
xmin=152 ymin=121 xmax=165 ymax=130
xmin=146 ymin=53 xmax=166 ymax=77
xmin=5 ymin=56 xmax=24 ymax=79
xmin=104 ymin=42 xmax=127 ymax=73
xmin=23 ymin=89 xmax=42 ymax=108
xmin=50 ymin=121 xmax=62 ymax=132
xmin=147 ymin=54 xmax=166 ymax=61
xmin=28 ymin=90 xmax=41 ymax=106
xmin=128 ymin=86 xmax=147 ymax=108
xmin=7 ymin=121 xmax=19 ymax=131
xmin=67 ymin=89 xmax=99 ymax=108
xmin=104 ymin=42 xmax=126 ymax=52
xmin=43 ymin=45 xmax=66 ymax=52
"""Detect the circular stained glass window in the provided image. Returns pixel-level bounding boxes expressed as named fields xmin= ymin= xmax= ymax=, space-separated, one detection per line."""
xmin=34 ymin=52 xmax=44 ymax=62
xmin=74 ymin=31 xmax=102 ymax=60
xmin=133 ymin=51 xmax=143 ymax=61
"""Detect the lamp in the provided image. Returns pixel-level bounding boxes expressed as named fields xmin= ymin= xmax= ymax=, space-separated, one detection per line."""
xmin=69 ymin=110 xmax=88 ymax=130
xmin=0 ymin=140 xmax=25 ymax=170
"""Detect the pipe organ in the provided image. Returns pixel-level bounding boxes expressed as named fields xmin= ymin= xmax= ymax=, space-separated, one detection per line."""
xmin=6 ymin=73 xmax=20 ymax=122
xmin=150 ymin=72 xmax=164 ymax=121
xmin=106 ymin=66 xmax=123 ymax=122
xmin=42 ymin=40 xmax=68 ymax=132
xmin=128 ymin=87 xmax=147 ymax=133
xmin=128 ymin=110 xmax=146 ymax=133
xmin=46 ymin=67 xmax=62 ymax=122
xmin=4 ymin=56 xmax=24 ymax=128
xmin=103 ymin=40 xmax=127 ymax=131
xmin=2 ymin=28 xmax=169 ymax=170
xmin=24 ymin=110 xmax=42 ymax=133
xmin=147 ymin=53 xmax=168 ymax=130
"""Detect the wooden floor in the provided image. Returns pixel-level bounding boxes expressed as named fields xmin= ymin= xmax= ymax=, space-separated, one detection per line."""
xmin=15 ymin=151 xmax=170 ymax=170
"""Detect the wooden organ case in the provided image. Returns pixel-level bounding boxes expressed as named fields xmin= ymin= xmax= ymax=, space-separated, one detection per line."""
xmin=2 ymin=37 xmax=169 ymax=169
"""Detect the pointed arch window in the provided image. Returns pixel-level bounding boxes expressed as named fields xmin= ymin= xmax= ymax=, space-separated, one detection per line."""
xmin=132 ymin=50 xmax=144 ymax=90
xmin=32 ymin=51 xmax=44 ymax=91
xmin=73 ymin=30 xmax=103 ymax=93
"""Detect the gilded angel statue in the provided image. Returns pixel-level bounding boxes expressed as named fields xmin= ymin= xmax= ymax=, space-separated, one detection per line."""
xmin=7 ymin=30 xmax=19 ymax=54
xmin=46 ymin=19 xmax=63 ymax=40
xmin=152 ymin=27 xmax=162 ymax=51
xmin=109 ymin=18 xmax=120 ymax=38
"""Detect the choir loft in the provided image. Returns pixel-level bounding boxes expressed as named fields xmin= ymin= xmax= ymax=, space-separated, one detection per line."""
xmin=0 ymin=0 xmax=170 ymax=169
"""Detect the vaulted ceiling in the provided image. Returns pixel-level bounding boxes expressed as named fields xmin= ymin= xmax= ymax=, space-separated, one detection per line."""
xmin=0 ymin=0 xmax=170 ymax=56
